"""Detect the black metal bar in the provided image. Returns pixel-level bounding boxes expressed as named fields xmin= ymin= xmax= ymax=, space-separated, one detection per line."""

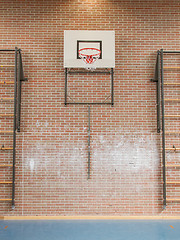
xmin=154 ymin=53 xmax=159 ymax=131
xmin=19 ymin=52 xmax=26 ymax=81
xmin=17 ymin=51 xmax=21 ymax=132
xmin=111 ymin=68 xmax=114 ymax=106
xmin=65 ymin=68 xmax=67 ymax=105
xmin=67 ymin=71 xmax=111 ymax=74
xmin=151 ymin=51 xmax=161 ymax=132
xmin=157 ymin=51 xmax=161 ymax=133
xmin=12 ymin=47 xmax=18 ymax=209
xmin=163 ymin=51 xmax=180 ymax=54
xmin=153 ymin=53 xmax=159 ymax=82
xmin=87 ymin=105 xmax=90 ymax=179
xmin=161 ymin=49 xmax=166 ymax=209
xmin=0 ymin=49 xmax=20 ymax=52
xmin=16 ymin=51 xmax=27 ymax=131
xmin=66 ymin=102 xmax=112 ymax=105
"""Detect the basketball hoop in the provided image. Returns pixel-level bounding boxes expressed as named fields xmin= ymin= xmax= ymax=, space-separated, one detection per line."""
xmin=79 ymin=48 xmax=101 ymax=70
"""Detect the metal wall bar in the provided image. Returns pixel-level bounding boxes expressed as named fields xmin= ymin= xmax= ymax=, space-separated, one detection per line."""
xmin=87 ymin=106 xmax=91 ymax=179
xmin=111 ymin=68 xmax=114 ymax=106
xmin=163 ymin=51 xmax=180 ymax=54
xmin=161 ymin=49 xmax=166 ymax=209
xmin=0 ymin=49 xmax=18 ymax=52
xmin=12 ymin=47 xmax=18 ymax=209
xmin=157 ymin=51 xmax=161 ymax=133
xmin=66 ymin=102 xmax=112 ymax=105
xmin=152 ymin=49 xmax=180 ymax=208
xmin=0 ymin=48 xmax=26 ymax=208
xmin=65 ymin=68 xmax=67 ymax=105
xmin=151 ymin=52 xmax=160 ymax=132
xmin=17 ymin=51 xmax=21 ymax=132
xmin=67 ymin=71 xmax=111 ymax=74
xmin=16 ymin=50 xmax=27 ymax=131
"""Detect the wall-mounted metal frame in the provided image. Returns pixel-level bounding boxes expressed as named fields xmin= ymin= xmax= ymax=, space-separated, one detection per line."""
xmin=151 ymin=49 xmax=180 ymax=209
xmin=65 ymin=67 xmax=114 ymax=179
xmin=65 ymin=68 xmax=114 ymax=106
xmin=0 ymin=47 xmax=27 ymax=209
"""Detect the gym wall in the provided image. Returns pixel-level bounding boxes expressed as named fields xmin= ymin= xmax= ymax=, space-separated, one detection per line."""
xmin=0 ymin=0 xmax=180 ymax=216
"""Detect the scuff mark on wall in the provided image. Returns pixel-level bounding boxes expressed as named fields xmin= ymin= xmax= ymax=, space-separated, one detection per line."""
xmin=29 ymin=158 xmax=35 ymax=172
xmin=93 ymin=133 xmax=159 ymax=173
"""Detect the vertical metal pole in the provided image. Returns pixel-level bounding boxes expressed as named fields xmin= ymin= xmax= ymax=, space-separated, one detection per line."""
xmin=111 ymin=68 xmax=114 ymax=106
xmin=161 ymin=49 xmax=166 ymax=209
xmin=88 ymin=105 xmax=91 ymax=179
xmin=12 ymin=47 xmax=18 ymax=209
xmin=17 ymin=50 xmax=21 ymax=132
xmin=65 ymin=68 xmax=67 ymax=105
xmin=157 ymin=51 xmax=161 ymax=133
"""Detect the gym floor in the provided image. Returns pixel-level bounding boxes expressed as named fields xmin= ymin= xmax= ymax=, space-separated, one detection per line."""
xmin=0 ymin=219 xmax=180 ymax=240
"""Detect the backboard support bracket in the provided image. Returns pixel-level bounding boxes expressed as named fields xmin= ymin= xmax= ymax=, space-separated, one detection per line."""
xmin=64 ymin=67 xmax=114 ymax=180
xmin=64 ymin=68 xmax=114 ymax=106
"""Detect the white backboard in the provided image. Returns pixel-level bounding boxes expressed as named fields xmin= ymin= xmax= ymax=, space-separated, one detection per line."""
xmin=64 ymin=30 xmax=115 ymax=68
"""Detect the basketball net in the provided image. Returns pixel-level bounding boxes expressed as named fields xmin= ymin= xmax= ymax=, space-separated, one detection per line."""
xmin=79 ymin=48 xmax=101 ymax=71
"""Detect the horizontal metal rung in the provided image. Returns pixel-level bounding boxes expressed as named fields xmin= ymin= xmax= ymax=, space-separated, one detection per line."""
xmin=0 ymin=81 xmax=14 ymax=85
xmin=166 ymin=164 xmax=180 ymax=168
xmin=0 ymin=114 xmax=13 ymax=117
xmin=166 ymin=132 xmax=180 ymax=134
xmin=167 ymin=182 xmax=180 ymax=184
xmin=0 ymin=131 xmax=13 ymax=134
xmin=164 ymin=67 xmax=180 ymax=69
xmin=0 ymin=65 xmax=14 ymax=67
xmin=0 ymin=164 xmax=13 ymax=167
xmin=167 ymin=198 xmax=180 ymax=202
xmin=164 ymin=99 xmax=180 ymax=101
xmin=1 ymin=147 xmax=13 ymax=150
xmin=165 ymin=148 xmax=180 ymax=151
xmin=0 ymin=199 xmax=12 ymax=201
xmin=165 ymin=115 xmax=180 ymax=118
xmin=0 ymin=181 xmax=12 ymax=184
xmin=164 ymin=83 xmax=180 ymax=86
xmin=0 ymin=98 xmax=14 ymax=101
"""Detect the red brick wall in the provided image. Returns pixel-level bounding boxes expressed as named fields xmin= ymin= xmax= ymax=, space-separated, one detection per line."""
xmin=0 ymin=0 xmax=180 ymax=216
